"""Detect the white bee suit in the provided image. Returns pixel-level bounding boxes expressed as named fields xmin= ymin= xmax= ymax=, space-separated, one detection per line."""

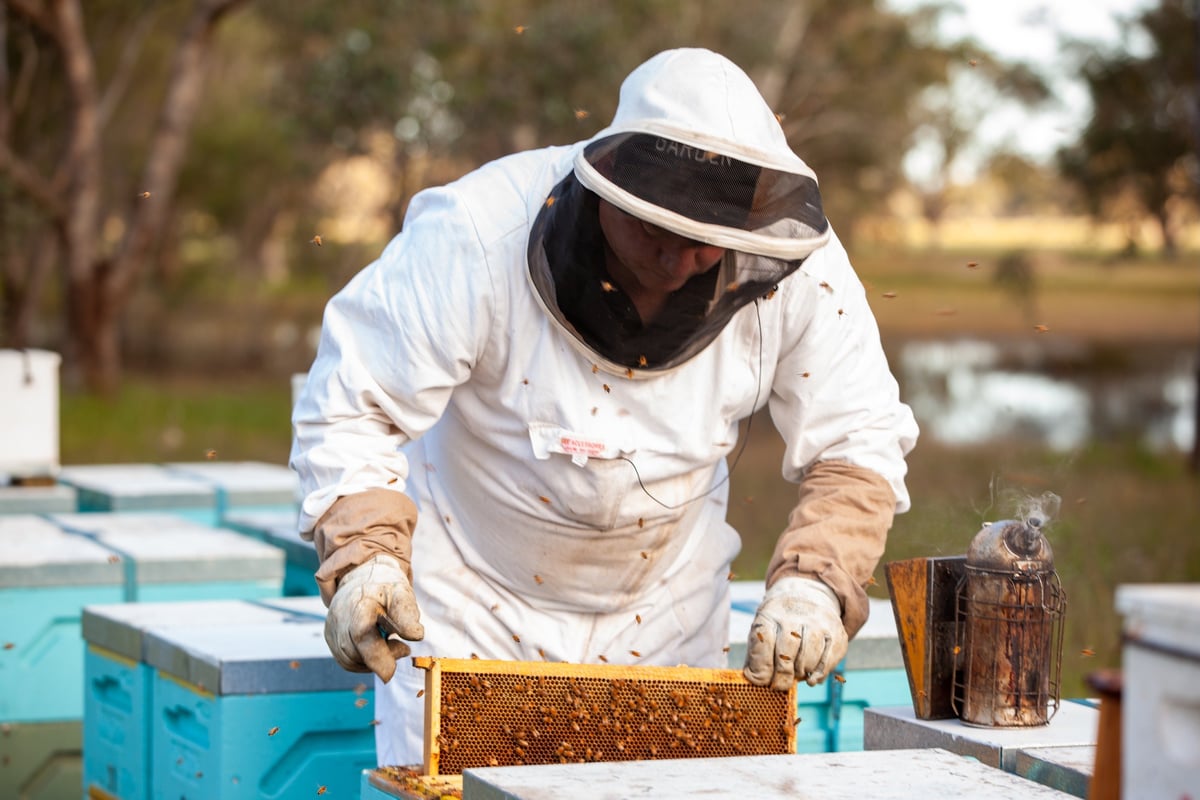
xmin=291 ymin=48 xmax=917 ymax=766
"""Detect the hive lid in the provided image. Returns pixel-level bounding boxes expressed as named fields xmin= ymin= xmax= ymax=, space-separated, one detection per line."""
xmin=164 ymin=461 xmax=301 ymax=507
xmin=50 ymin=513 xmax=285 ymax=584
xmin=224 ymin=509 xmax=317 ymax=568
xmin=143 ymin=622 xmax=367 ymax=694
xmin=0 ymin=514 xmax=124 ymax=587
xmin=0 ymin=484 xmax=77 ymax=514
xmin=57 ymin=463 xmax=216 ymax=509
xmin=82 ymin=598 xmax=322 ymax=661
xmin=1115 ymin=582 xmax=1200 ymax=654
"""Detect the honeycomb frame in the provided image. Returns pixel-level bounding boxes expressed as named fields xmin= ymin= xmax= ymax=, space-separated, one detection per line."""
xmin=413 ymin=656 xmax=797 ymax=776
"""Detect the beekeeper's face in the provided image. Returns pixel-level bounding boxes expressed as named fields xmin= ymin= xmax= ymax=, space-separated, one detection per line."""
xmin=597 ymin=199 xmax=726 ymax=294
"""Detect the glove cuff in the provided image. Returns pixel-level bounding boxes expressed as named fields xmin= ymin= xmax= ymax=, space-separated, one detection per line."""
xmin=311 ymin=488 xmax=418 ymax=606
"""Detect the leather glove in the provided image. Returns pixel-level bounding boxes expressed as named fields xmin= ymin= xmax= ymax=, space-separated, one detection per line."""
xmin=743 ymin=576 xmax=848 ymax=690
xmin=325 ymin=554 xmax=424 ymax=682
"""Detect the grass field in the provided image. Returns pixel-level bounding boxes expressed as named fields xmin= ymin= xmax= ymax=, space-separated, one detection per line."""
xmin=58 ymin=245 xmax=1200 ymax=699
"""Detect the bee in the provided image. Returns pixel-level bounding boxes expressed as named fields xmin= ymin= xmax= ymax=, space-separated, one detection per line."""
xmin=774 ymin=113 xmax=785 ymax=123
xmin=386 ymin=477 xmax=398 ymax=485
xmin=637 ymin=355 xmax=647 ymax=367
xmin=2 ymin=643 xmax=13 ymax=650
xmin=881 ymin=292 xmax=897 ymax=299
xmin=513 ymin=24 xmax=527 ymax=34
xmin=833 ymin=674 xmax=846 ymax=684
xmin=545 ymin=196 xmax=556 ymax=207
xmin=722 ymin=646 xmax=731 ymax=653
xmin=640 ymin=551 xmax=648 ymax=559
xmin=513 ymin=634 xmax=521 ymax=643
xmin=764 ymin=285 xmax=778 ymax=300
xmin=866 ymin=576 xmax=878 ymax=586
xmin=522 ymin=378 xmax=529 ymax=385
xmin=444 ymin=515 xmax=452 ymax=524
xmin=625 ymin=367 xmax=634 ymax=379
xmin=534 ymin=574 xmax=544 ymax=584
xmin=590 ymin=406 xmax=598 ymax=416
xmin=789 ymin=631 xmax=801 ymax=639
xmin=490 ymin=603 xmax=500 ymax=612
xmin=630 ymin=650 xmax=641 ymax=657
xmin=603 ymin=384 xmax=611 ymax=393
xmin=268 ymin=726 xmax=280 ymax=736
xmin=968 ymin=59 xmax=978 ymax=67
xmin=417 ymin=689 xmax=425 ymax=698
xmin=725 ymin=281 xmax=740 ymax=292
xmin=837 ymin=308 xmax=845 ymax=317
xmin=574 ymin=109 xmax=590 ymax=120
xmin=317 ymin=786 xmax=328 ymax=796
xmin=600 ymin=280 xmax=616 ymax=292
xmin=779 ymin=655 xmax=791 ymax=661
xmin=538 ymin=495 xmax=550 ymax=505
xmin=355 ymin=697 xmax=368 ymax=708
xmin=800 ymin=371 xmax=811 ymax=378
xmin=756 ymin=631 xmax=764 ymax=642
xmin=471 ymin=652 xmax=480 ymax=659
xmin=370 ymin=719 xmax=381 ymax=726
xmin=592 ymin=364 xmax=599 ymax=374
xmin=966 ymin=261 xmax=979 ymax=268
xmin=953 ymin=646 xmax=962 ymax=655
xmin=538 ymin=648 xmax=547 ymax=660
xmin=598 ymin=654 xmax=608 ymax=663
xmin=819 ymin=281 xmax=833 ymax=293
xmin=728 ymin=570 xmax=736 ymax=580
xmin=1034 ymin=324 xmax=1049 ymax=333
xmin=638 ymin=518 xmax=645 ymax=528
xmin=107 ymin=555 xmax=121 ymax=564
xmin=354 ymin=683 xmax=368 ymax=695
xmin=205 ymin=449 xmax=218 ymax=460
xmin=635 ymin=614 xmax=642 ymax=625
xmin=289 ymin=660 xmax=301 ymax=670
xmin=139 ymin=191 xmax=151 ymax=199
xmin=310 ymin=234 xmax=323 ymax=247
xmin=1081 ymin=648 xmax=1096 ymax=657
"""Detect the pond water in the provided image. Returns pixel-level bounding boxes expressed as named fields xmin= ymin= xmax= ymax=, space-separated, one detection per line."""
xmin=898 ymin=339 xmax=1198 ymax=452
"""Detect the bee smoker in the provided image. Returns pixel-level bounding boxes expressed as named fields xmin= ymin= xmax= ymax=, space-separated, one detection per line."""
xmin=952 ymin=514 xmax=1066 ymax=726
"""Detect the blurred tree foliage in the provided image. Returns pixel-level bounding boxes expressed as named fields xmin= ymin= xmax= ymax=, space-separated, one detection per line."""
xmin=1057 ymin=0 xmax=1199 ymax=258
xmin=2 ymin=0 xmax=1043 ymax=391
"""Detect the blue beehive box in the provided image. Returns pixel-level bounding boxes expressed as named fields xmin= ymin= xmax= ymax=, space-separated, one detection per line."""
xmin=728 ymin=583 xmax=909 ymax=753
xmin=0 ymin=514 xmax=125 ymax=723
xmin=223 ymin=509 xmax=319 ymax=597
xmin=144 ymin=618 xmax=375 ymax=799
xmin=48 ymin=513 xmax=285 ymax=603
xmin=82 ymin=597 xmax=328 ymax=800
xmin=163 ymin=461 xmax=301 ymax=521
xmin=0 ymin=482 xmax=77 ymax=514
xmin=57 ymin=464 xmax=219 ymax=525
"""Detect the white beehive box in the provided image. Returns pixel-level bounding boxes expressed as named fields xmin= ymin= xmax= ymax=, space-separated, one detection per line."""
xmin=0 ymin=349 xmax=61 ymax=481
xmin=1116 ymin=583 xmax=1200 ymax=800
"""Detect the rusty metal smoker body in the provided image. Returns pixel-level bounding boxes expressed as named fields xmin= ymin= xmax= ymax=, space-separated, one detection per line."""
xmin=954 ymin=517 xmax=1066 ymax=727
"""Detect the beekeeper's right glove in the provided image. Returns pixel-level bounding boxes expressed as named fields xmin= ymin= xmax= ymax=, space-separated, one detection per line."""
xmin=325 ymin=554 xmax=424 ymax=682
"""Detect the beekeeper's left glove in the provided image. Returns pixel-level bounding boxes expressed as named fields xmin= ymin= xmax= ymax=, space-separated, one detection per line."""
xmin=743 ymin=576 xmax=848 ymax=690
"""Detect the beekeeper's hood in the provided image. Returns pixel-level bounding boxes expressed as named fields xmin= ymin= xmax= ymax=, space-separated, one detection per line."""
xmin=528 ymin=47 xmax=831 ymax=371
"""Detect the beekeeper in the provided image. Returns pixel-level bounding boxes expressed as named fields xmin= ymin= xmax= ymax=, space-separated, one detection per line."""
xmin=291 ymin=47 xmax=918 ymax=764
